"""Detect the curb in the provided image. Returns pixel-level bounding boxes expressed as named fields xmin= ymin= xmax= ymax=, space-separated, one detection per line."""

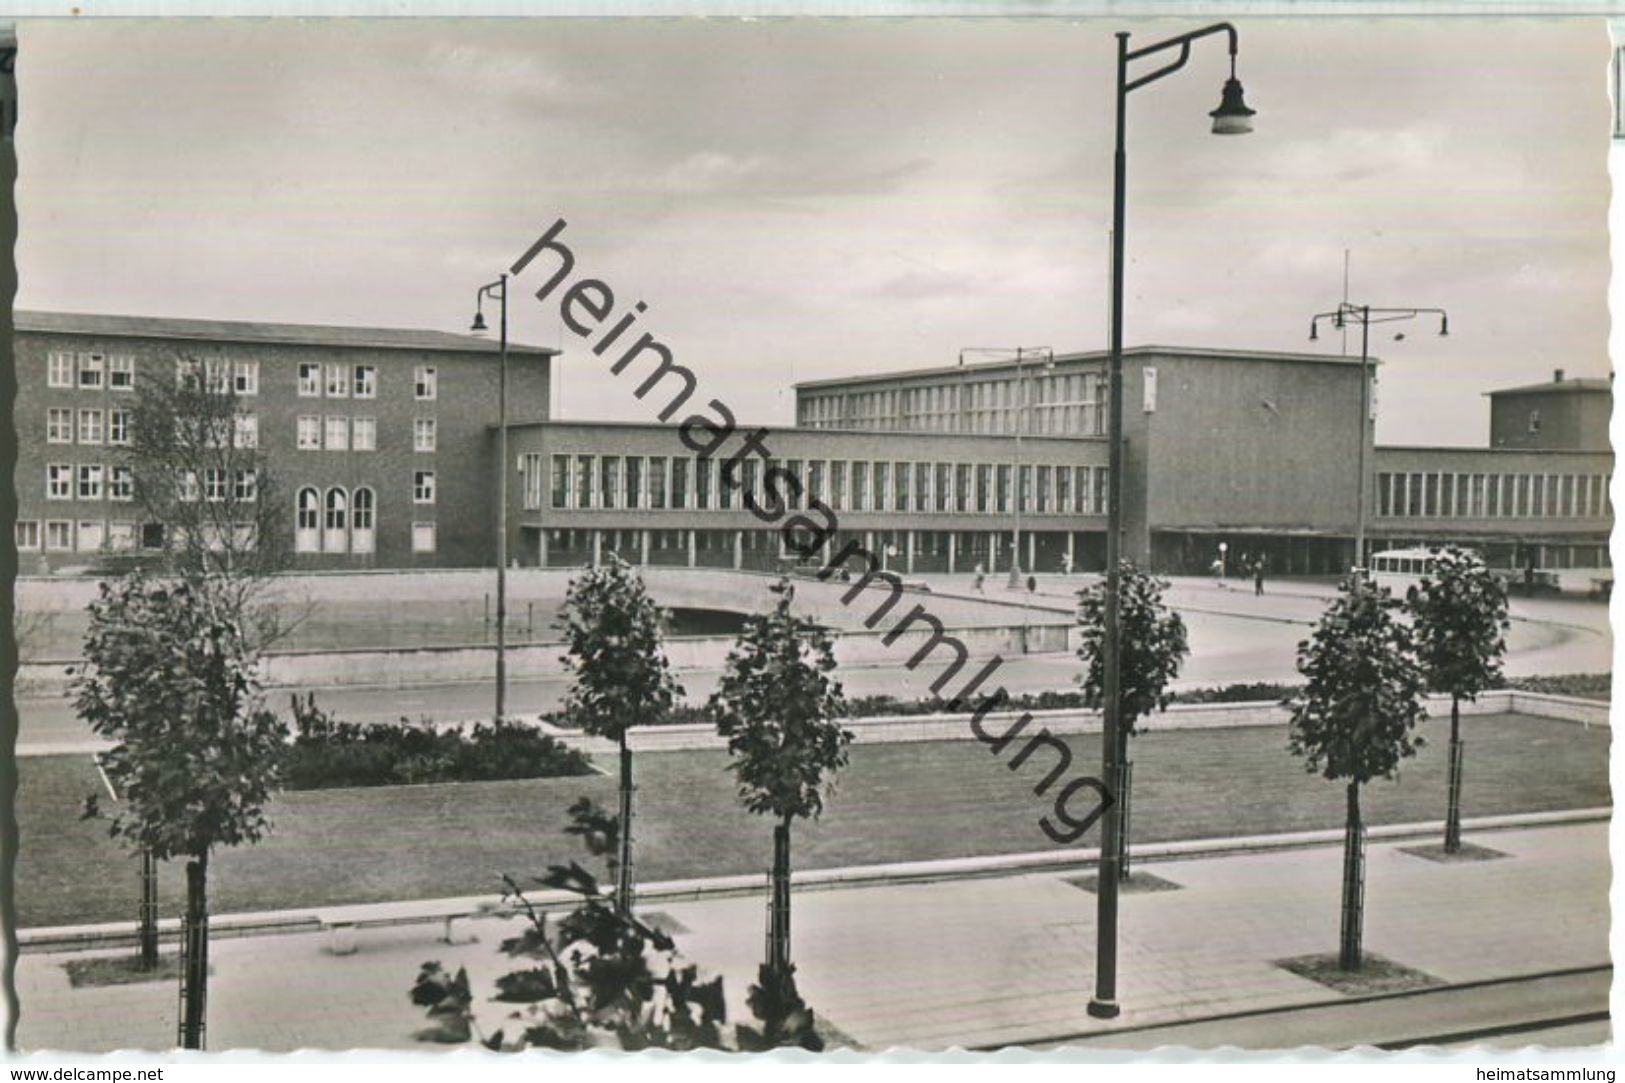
xmin=17 ymin=807 xmax=1609 ymax=953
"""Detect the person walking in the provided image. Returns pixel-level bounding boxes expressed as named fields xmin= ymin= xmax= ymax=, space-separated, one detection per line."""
xmin=1254 ymin=554 xmax=1266 ymax=596
xmin=974 ymin=563 xmax=986 ymax=594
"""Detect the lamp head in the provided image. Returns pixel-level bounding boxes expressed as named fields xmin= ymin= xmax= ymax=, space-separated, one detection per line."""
xmin=1438 ymin=314 xmax=1449 ymax=338
xmin=1309 ymin=321 xmax=1319 ymax=342
xmin=1209 ymin=77 xmax=1255 ymax=135
xmin=470 ymin=310 xmax=488 ymax=334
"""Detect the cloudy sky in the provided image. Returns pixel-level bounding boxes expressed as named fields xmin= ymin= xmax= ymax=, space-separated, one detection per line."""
xmin=15 ymin=16 xmax=1611 ymax=445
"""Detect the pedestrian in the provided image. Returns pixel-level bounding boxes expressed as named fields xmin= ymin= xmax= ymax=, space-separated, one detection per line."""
xmin=1254 ymin=554 xmax=1266 ymax=596
xmin=1061 ymin=552 xmax=1073 ymax=577
xmin=1026 ymin=574 xmax=1037 ymax=594
xmin=974 ymin=563 xmax=986 ymax=594
xmin=1211 ymin=556 xmax=1225 ymax=587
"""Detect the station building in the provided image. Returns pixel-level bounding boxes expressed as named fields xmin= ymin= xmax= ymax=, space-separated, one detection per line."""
xmin=12 ymin=311 xmax=1612 ymax=579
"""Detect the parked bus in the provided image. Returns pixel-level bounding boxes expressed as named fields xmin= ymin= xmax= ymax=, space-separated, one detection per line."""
xmin=1369 ymin=547 xmax=1438 ymax=595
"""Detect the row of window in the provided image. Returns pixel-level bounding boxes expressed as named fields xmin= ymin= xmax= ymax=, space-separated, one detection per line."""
xmin=797 ymin=372 xmax=1109 ymax=437
xmin=296 ymin=415 xmax=435 ymax=452
xmin=45 ymin=408 xmax=264 ymax=450
xmin=292 ymin=486 xmax=436 ymax=554
xmin=46 ymin=352 xmax=137 ymax=391
xmin=45 ymin=463 xmax=134 ymax=501
xmin=1376 ymin=471 xmax=1612 ymax=520
xmin=42 ymin=461 xmax=431 ymax=506
xmin=525 ymin=452 xmax=1109 ymax=517
xmin=297 ymin=362 xmax=436 ymax=401
xmin=18 ymin=518 xmax=149 ymax=553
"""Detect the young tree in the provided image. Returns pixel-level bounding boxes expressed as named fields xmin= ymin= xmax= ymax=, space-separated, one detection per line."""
xmin=121 ymin=358 xmax=290 ymax=648
xmin=1286 ymin=574 xmax=1428 ymax=970
xmin=555 ymin=557 xmax=683 ymax=915
xmin=708 ymin=578 xmax=850 ymax=1046
xmin=1074 ymin=561 xmax=1189 ymax=874
xmin=1406 ymin=547 xmax=1510 ymax=853
xmin=72 ymin=573 xmax=288 ymax=1048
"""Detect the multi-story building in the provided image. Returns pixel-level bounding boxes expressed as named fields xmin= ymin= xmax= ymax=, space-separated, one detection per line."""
xmin=1485 ymin=369 xmax=1611 ymax=452
xmin=13 ymin=310 xmax=554 ymax=572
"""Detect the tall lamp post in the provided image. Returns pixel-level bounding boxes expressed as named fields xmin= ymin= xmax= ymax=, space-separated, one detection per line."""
xmin=1308 ymin=303 xmax=1449 ymax=574
xmin=472 ymin=274 xmax=509 ymax=723
xmin=1091 ymin=23 xmax=1255 ymax=1022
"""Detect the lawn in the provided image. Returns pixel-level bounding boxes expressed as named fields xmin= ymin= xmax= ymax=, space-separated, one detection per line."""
xmin=18 ymin=713 xmax=1609 ymax=928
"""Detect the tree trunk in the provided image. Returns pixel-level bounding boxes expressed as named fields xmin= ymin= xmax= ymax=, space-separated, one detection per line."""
xmin=1444 ymin=694 xmax=1464 ymax=853
xmin=179 ymin=855 xmax=209 ymax=1050
xmin=138 ymin=848 xmax=158 ymax=970
xmin=1338 ymin=781 xmax=1365 ymax=972
xmin=615 ymin=736 xmax=634 ymax=916
xmin=768 ymin=816 xmax=792 ymax=977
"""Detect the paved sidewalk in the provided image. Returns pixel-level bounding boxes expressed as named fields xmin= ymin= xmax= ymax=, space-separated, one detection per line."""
xmin=13 ymin=820 xmax=1607 ymax=1054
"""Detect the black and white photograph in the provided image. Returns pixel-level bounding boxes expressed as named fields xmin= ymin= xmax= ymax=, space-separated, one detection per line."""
xmin=2 ymin=9 xmax=1616 ymax=1062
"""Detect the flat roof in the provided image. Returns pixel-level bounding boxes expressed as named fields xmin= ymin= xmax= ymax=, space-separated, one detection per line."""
xmin=505 ymin=418 xmax=1096 ymax=442
xmin=15 ymin=310 xmax=557 ymax=357
xmin=793 ymin=345 xmax=1370 ymax=391
xmin=1484 ymin=377 xmax=1612 ymax=397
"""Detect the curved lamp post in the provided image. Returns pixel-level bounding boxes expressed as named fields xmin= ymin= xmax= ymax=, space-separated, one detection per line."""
xmin=1092 ymin=22 xmax=1255 ymax=1022
xmin=1307 ymin=303 xmax=1450 ymax=574
xmin=471 ymin=274 xmax=509 ymax=723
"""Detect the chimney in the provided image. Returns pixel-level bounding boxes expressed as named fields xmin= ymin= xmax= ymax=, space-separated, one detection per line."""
xmin=1553 ymin=368 xmax=1565 ymax=383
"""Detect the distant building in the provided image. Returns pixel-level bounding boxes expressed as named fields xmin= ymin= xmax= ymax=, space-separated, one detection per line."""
xmin=1485 ymin=369 xmax=1611 ymax=452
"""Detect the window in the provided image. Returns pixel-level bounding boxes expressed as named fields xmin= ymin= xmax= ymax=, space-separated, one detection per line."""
xmin=696 ymin=457 xmax=713 ymax=510
xmin=352 ymin=365 xmax=376 ymax=399
xmin=47 ymin=464 xmax=71 ymax=500
xmin=551 ymin=454 xmax=570 ymax=509
xmin=934 ymin=463 xmax=951 ymax=512
xmin=625 ymin=457 xmax=642 ymax=509
xmin=203 ymin=467 xmax=227 ymax=502
xmin=894 ymin=462 xmax=910 ymax=512
xmin=107 ymin=522 xmax=136 ymax=551
xmin=351 ymin=488 xmax=375 ymax=554
xmin=414 ymin=470 xmax=436 ymax=504
xmin=414 ymin=418 xmax=436 ymax=452
xmin=47 ymin=352 xmax=73 ymax=388
xmin=352 ymin=417 xmax=376 ymax=451
xmin=295 ymin=488 xmax=320 ymax=553
xmin=78 ymin=353 xmax=105 ymax=389
xmin=648 ymin=457 xmax=667 ymax=509
xmin=108 ymin=410 xmax=131 ymax=446
xmin=325 ymin=416 xmax=350 ymax=451
xmin=326 ymin=363 xmax=349 ymax=398
xmin=15 ymin=521 xmax=39 ymax=550
xmin=234 ymin=470 xmax=258 ymax=502
xmin=109 ymin=355 xmax=134 ymax=390
xmin=829 ymin=461 xmax=846 ymax=511
xmin=412 ymin=522 xmax=436 ymax=553
xmin=141 ymin=523 xmax=166 ymax=551
xmin=297 ymin=416 xmax=321 ymax=449
xmin=46 ymin=408 xmax=72 ymax=444
xmin=601 ymin=456 xmax=621 ymax=510
xmin=1528 ymin=409 xmax=1542 ymax=435
xmin=233 ymin=413 xmax=258 ymax=449
xmin=78 ymin=409 xmax=104 ymax=445
xmin=234 ymin=360 xmax=259 ymax=395
xmin=672 ymin=457 xmax=689 ymax=510
xmin=298 ymin=362 xmax=322 ymax=397
xmin=78 ymin=464 xmax=104 ymax=500
xmin=324 ymin=487 xmax=348 ymax=553
xmin=415 ymin=366 xmax=437 ymax=401
xmin=178 ymin=470 xmax=199 ymax=503
xmin=46 ymin=521 xmax=73 ymax=551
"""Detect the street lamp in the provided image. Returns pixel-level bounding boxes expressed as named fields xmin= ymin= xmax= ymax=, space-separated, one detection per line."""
xmin=1308 ymin=303 xmax=1449 ymax=575
xmin=1091 ymin=22 xmax=1254 ymax=1023
xmin=472 ymin=274 xmax=509 ymax=723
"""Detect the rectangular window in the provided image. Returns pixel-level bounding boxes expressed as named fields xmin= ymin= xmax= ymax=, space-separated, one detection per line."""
xmin=1055 ymin=464 xmax=1073 ymax=514
xmin=234 ymin=360 xmax=260 ymax=395
xmin=852 ymin=461 xmax=869 ymax=512
xmin=108 ymin=409 xmax=131 ymax=446
xmin=957 ymin=464 xmax=972 ymax=514
xmin=298 ymin=362 xmax=322 ymax=397
xmin=1018 ymin=465 xmax=1033 ymax=514
xmin=1093 ymin=467 xmax=1109 ymax=514
xmin=414 ymin=470 xmax=436 ymax=504
xmin=46 ymin=521 xmax=73 ymax=551
xmin=352 ymin=417 xmax=376 ymax=451
xmin=1487 ymin=474 xmax=1502 ymax=517
xmin=325 ymin=363 xmax=349 ymax=398
xmin=648 ymin=456 xmax=668 ymax=509
xmin=234 ymin=469 xmax=257 ymax=502
xmin=15 ymin=521 xmax=40 ymax=550
xmin=325 ymin=416 xmax=350 ymax=451
xmin=576 ymin=455 xmax=596 ymax=509
xmin=178 ymin=470 xmax=199 ymax=503
xmin=109 ymin=355 xmax=134 ymax=390
xmin=78 ymin=409 xmax=104 ymax=445
xmin=108 ymin=522 xmax=136 ymax=550
xmin=46 ymin=408 xmax=72 ymax=444
xmin=872 ymin=462 xmax=889 ymax=513
xmin=233 ymin=413 xmax=258 ymax=449
xmin=1378 ymin=473 xmax=1394 ymax=517
xmin=1531 ymin=475 xmax=1546 ymax=517
xmin=601 ymin=456 xmax=621 ymax=510
xmin=997 ymin=465 xmax=1012 ymax=514
xmin=893 ymin=462 xmax=910 ymax=512
xmin=830 ymin=461 xmax=847 ymax=511
xmin=625 ymin=457 xmax=643 ymax=509
xmin=77 ymin=520 xmax=106 ymax=553
xmin=807 ymin=461 xmax=824 ymax=506
xmin=672 ymin=457 xmax=690 ymax=510
xmin=109 ymin=465 xmax=133 ymax=501
xmin=695 ymin=457 xmax=713 ymax=510
xmin=78 ymin=353 xmax=105 ymax=389
xmin=918 ymin=462 xmax=934 ymax=512
xmin=352 ymin=365 xmax=377 ymax=398
xmin=933 ymin=463 xmax=951 ymax=513
xmin=47 ymin=464 xmax=71 ymax=500
xmin=551 ymin=454 xmax=571 ymax=509
xmin=1036 ymin=466 xmax=1052 ymax=513
xmin=78 ymin=464 xmax=104 ymax=500
xmin=48 ymin=352 xmax=73 ymax=388
xmin=297 ymin=415 xmax=321 ymax=450
xmin=414 ymin=418 xmax=436 ymax=452
xmin=415 ymin=366 xmax=437 ymax=401
xmin=1407 ymin=473 xmax=1425 ymax=517
xmin=202 ymin=467 xmax=227 ymax=502
xmin=522 ymin=453 xmax=543 ymax=510
xmin=412 ymin=522 xmax=436 ymax=553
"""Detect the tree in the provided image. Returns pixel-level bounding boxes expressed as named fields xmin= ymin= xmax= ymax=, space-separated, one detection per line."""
xmin=121 ymin=357 xmax=290 ymax=649
xmin=1406 ymin=547 xmax=1510 ymax=853
xmin=708 ymin=578 xmax=850 ymax=1048
xmin=555 ymin=557 xmax=683 ymax=915
xmin=1286 ymin=574 xmax=1428 ymax=970
xmin=1074 ymin=561 xmax=1189 ymax=875
xmin=72 ymin=573 xmax=288 ymax=1047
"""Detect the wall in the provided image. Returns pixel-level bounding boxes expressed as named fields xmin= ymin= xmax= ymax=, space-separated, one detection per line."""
xmin=1490 ymin=387 xmax=1612 ymax=452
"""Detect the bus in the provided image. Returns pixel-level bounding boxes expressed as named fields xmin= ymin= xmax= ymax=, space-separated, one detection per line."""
xmin=1368 ymin=547 xmax=1439 ymax=595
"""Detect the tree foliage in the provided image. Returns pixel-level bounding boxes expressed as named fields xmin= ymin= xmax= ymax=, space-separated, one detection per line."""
xmin=555 ymin=557 xmax=684 ymax=741
xmin=1075 ymin=561 xmax=1190 ymax=735
xmin=1406 ymin=546 xmax=1510 ymax=702
xmin=72 ymin=573 xmax=288 ymax=861
xmin=708 ymin=579 xmax=853 ymax=821
xmin=1286 ymin=575 xmax=1428 ymax=784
